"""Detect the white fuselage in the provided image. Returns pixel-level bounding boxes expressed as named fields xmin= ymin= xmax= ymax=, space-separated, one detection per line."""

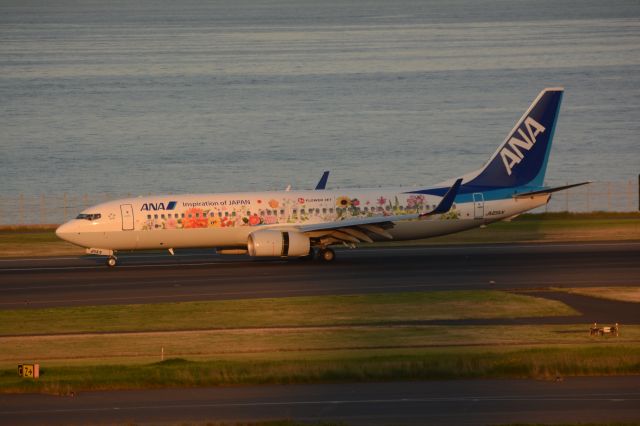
xmin=55 ymin=187 xmax=549 ymax=252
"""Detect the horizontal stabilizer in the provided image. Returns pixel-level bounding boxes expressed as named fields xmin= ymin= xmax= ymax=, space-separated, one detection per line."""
xmin=315 ymin=171 xmax=330 ymax=190
xmin=420 ymin=178 xmax=463 ymax=217
xmin=513 ymin=181 xmax=591 ymax=198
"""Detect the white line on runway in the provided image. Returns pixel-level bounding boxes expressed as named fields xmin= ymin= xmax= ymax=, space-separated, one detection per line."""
xmin=1 ymin=241 xmax=638 ymax=265
xmin=0 ymin=253 xmax=214 ymax=262
xmin=2 ymin=241 xmax=639 ymax=272
xmin=2 ymin=393 xmax=640 ymax=415
xmin=0 ymin=260 xmax=284 ymax=272
xmin=1 ymin=278 xmax=638 ymax=308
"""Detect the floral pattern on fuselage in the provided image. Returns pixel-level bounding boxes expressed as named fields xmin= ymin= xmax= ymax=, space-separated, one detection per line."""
xmin=140 ymin=194 xmax=458 ymax=231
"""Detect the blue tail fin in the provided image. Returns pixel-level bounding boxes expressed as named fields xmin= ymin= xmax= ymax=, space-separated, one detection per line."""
xmin=466 ymin=88 xmax=564 ymax=189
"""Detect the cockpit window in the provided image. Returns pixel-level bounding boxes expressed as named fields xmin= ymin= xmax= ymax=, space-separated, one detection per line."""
xmin=76 ymin=213 xmax=101 ymax=221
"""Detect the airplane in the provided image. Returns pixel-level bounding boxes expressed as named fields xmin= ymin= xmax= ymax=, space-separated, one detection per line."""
xmin=56 ymin=88 xmax=589 ymax=267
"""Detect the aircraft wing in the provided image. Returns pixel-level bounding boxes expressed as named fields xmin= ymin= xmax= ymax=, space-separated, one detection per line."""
xmin=293 ymin=178 xmax=462 ymax=244
xmin=297 ymin=213 xmax=418 ymax=244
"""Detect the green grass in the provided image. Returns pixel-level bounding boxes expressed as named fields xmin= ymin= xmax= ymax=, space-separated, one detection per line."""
xmin=1 ymin=290 xmax=637 ymax=394
xmin=552 ymin=287 xmax=640 ymax=303
xmin=384 ymin=217 xmax=640 ymax=246
xmin=3 ymin=346 xmax=640 ymax=394
xmin=3 ymin=324 xmax=638 ymax=368
xmin=0 ymin=229 xmax=82 ymax=257
xmin=0 ymin=291 xmax=577 ymax=336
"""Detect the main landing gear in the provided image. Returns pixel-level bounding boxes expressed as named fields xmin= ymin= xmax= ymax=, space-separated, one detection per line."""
xmin=318 ymin=247 xmax=335 ymax=262
xmin=300 ymin=247 xmax=335 ymax=262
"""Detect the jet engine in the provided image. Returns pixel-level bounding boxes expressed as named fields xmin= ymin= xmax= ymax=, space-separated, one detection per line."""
xmin=247 ymin=230 xmax=310 ymax=257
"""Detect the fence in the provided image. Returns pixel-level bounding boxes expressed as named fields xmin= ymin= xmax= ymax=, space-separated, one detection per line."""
xmin=0 ymin=180 xmax=638 ymax=226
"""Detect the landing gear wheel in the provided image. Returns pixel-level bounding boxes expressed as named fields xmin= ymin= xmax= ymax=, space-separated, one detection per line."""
xmin=106 ymin=256 xmax=118 ymax=268
xmin=319 ymin=248 xmax=335 ymax=262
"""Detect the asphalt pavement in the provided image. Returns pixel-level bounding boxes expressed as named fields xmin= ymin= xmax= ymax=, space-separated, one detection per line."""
xmin=1 ymin=377 xmax=639 ymax=425
xmin=2 ymin=242 xmax=639 ymax=425
xmin=1 ymin=242 xmax=638 ymax=311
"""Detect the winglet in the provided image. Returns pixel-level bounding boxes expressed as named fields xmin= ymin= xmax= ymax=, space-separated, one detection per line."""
xmin=315 ymin=171 xmax=330 ymax=190
xmin=420 ymin=178 xmax=463 ymax=217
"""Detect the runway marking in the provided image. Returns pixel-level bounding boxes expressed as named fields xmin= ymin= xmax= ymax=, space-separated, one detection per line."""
xmin=0 ymin=253 xmax=215 ymax=262
xmin=355 ymin=241 xmax=640 ymax=253
xmin=2 ymin=393 xmax=640 ymax=415
xmin=0 ymin=241 xmax=640 ymax=262
xmin=1 ymin=279 xmax=639 ymax=308
xmin=2 ymin=276 xmax=639 ymax=295
xmin=0 ymin=260 xmax=283 ymax=272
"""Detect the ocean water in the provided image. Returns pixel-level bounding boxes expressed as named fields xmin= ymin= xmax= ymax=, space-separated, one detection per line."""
xmin=1 ymin=0 xmax=639 ymax=201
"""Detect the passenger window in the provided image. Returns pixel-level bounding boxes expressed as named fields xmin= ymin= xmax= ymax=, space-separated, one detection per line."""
xmin=225 ymin=212 xmax=228 ymax=217
xmin=154 ymin=214 xmax=158 ymax=219
xmin=218 ymin=212 xmax=222 ymax=217
xmin=232 ymin=211 xmax=236 ymax=217
xmin=300 ymin=209 xmax=305 ymax=214
xmin=161 ymin=214 xmax=165 ymax=219
xmin=280 ymin=209 xmax=285 ymax=216
xmin=147 ymin=215 xmax=151 ymax=219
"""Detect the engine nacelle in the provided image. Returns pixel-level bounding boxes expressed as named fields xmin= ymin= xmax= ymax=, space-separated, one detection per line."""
xmin=247 ymin=230 xmax=310 ymax=257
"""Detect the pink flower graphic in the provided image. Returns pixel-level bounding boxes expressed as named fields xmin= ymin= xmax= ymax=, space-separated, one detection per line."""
xmin=407 ymin=195 xmax=426 ymax=209
xmin=377 ymin=196 xmax=387 ymax=206
xmin=248 ymin=214 xmax=261 ymax=226
xmin=183 ymin=208 xmax=208 ymax=228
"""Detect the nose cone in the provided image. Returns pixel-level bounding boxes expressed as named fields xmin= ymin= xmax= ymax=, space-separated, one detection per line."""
xmin=55 ymin=221 xmax=79 ymax=245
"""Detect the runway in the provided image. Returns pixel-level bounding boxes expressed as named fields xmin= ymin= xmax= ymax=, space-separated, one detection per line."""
xmin=1 ymin=242 xmax=639 ymax=310
xmin=1 ymin=377 xmax=639 ymax=425
xmin=2 ymin=242 xmax=639 ymax=425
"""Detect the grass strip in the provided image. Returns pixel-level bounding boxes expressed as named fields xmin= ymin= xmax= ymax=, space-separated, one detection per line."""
xmin=552 ymin=287 xmax=640 ymax=303
xmin=2 ymin=324 xmax=638 ymax=368
xmin=3 ymin=346 xmax=639 ymax=394
xmin=0 ymin=291 xmax=577 ymax=336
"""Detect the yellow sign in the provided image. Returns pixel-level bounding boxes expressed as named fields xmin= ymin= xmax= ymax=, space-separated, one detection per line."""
xmin=18 ymin=364 xmax=39 ymax=379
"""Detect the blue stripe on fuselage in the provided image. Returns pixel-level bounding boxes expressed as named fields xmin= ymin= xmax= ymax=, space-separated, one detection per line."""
xmin=407 ymin=184 xmax=546 ymax=203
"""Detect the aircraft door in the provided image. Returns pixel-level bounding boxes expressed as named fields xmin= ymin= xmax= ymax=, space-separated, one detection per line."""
xmin=473 ymin=193 xmax=484 ymax=220
xmin=120 ymin=204 xmax=135 ymax=230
